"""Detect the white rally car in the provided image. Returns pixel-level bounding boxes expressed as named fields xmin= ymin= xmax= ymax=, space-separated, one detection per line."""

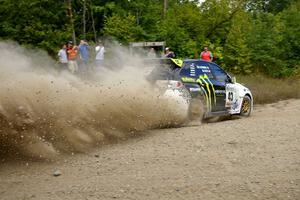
xmin=147 ymin=59 xmax=253 ymax=121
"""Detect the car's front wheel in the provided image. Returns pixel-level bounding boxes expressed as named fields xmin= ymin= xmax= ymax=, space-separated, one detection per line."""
xmin=240 ymin=95 xmax=252 ymax=117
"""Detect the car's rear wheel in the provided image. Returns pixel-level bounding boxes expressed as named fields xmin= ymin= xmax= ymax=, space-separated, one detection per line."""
xmin=240 ymin=95 xmax=252 ymax=117
xmin=188 ymin=97 xmax=206 ymax=121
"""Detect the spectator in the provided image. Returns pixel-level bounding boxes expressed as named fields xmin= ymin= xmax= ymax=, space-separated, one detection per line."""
xmin=66 ymin=41 xmax=73 ymax=58
xmin=67 ymin=42 xmax=78 ymax=73
xmin=78 ymin=40 xmax=89 ymax=72
xmin=200 ymin=46 xmax=213 ymax=62
xmin=57 ymin=44 xmax=68 ymax=70
xmin=164 ymin=47 xmax=175 ymax=58
xmin=95 ymin=41 xmax=105 ymax=69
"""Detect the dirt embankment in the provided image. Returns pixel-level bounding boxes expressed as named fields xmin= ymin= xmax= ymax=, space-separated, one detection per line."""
xmin=0 ymin=99 xmax=299 ymax=200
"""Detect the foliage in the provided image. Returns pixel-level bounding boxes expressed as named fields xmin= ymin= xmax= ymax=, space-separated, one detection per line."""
xmin=0 ymin=0 xmax=299 ymax=78
xmin=0 ymin=0 xmax=70 ymax=55
xmin=224 ymin=11 xmax=252 ymax=74
xmin=103 ymin=14 xmax=139 ymax=44
xmin=246 ymin=0 xmax=297 ymax=13
xmin=246 ymin=2 xmax=300 ymax=77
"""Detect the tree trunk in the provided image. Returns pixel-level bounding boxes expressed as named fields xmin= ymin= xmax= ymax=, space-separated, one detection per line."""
xmin=90 ymin=0 xmax=97 ymax=42
xmin=163 ymin=0 xmax=168 ymax=19
xmin=67 ymin=0 xmax=76 ymax=45
xmin=83 ymin=0 xmax=86 ymax=39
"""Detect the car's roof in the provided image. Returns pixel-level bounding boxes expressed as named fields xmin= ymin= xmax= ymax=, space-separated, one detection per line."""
xmin=144 ymin=58 xmax=212 ymax=62
xmin=144 ymin=58 xmax=216 ymax=69
xmin=183 ymin=59 xmax=213 ymax=64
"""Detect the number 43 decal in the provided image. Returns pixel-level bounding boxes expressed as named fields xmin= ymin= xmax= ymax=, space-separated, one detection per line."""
xmin=228 ymin=92 xmax=234 ymax=101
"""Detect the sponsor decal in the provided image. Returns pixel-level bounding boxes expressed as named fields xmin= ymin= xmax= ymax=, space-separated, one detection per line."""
xmin=203 ymin=74 xmax=216 ymax=106
xmin=196 ymin=66 xmax=209 ymax=69
xmin=181 ymin=77 xmax=196 ymax=83
xmin=196 ymin=78 xmax=210 ymax=111
xmin=190 ymin=65 xmax=196 ymax=76
xmin=190 ymin=88 xmax=201 ymax=92
xmin=232 ymin=99 xmax=239 ymax=110
xmin=201 ymin=69 xmax=211 ymax=73
xmin=215 ymin=90 xmax=226 ymax=94
xmin=170 ymin=59 xmax=183 ymax=67
xmin=196 ymin=74 xmax=216 ymax=112
xmin=225 ymin=101 xmax=232 ymax=107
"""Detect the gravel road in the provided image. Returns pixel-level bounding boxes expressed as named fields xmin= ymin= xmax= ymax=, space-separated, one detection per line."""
xmin=0 ymin=99 xmax=299 ymax=200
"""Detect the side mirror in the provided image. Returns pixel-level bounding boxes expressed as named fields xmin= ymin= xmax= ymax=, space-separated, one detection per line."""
xmin=226 ymin=75 xmax=235 ymax=83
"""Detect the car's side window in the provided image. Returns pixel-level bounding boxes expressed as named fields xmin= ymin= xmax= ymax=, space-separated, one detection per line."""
xmin=209 ymin=63 xmax=229 ymax=82
xmin=180 ymin=61 xmax=213 ymax=79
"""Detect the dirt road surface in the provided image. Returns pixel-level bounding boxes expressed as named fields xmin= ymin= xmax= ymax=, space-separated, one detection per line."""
xmin=0 ymin=99 xmax=299 ymax=200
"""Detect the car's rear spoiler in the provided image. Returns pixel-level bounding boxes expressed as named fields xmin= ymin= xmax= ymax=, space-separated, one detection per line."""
xmin=143 ymin=58 xmax=183 ymax=68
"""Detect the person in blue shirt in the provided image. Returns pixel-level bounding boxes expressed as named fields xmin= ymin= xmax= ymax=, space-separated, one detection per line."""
xmin=78 ymin=40 xmax=90 ymax=72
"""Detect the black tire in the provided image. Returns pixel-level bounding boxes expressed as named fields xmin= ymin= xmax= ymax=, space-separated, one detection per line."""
xmin=188 ymin=97 xmax=206 ymax=121
xmin=240 ymin=95 xmax=252 ymax=117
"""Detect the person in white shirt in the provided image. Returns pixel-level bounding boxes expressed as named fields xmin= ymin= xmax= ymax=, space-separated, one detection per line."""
xmin=95 ymin=41 xmax=105 ymax=68
xmin=58 ymin=44 xmax=68 ymax=70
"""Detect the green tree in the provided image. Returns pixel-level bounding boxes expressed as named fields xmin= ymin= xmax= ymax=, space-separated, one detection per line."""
xmin=103 ymin=14 xmax=142 ymax=44
xmin=224 ymin=11 xmax=252 ymax=74
xmin=199 ymin=0 xmax=246 ymax=42
xmin=246 ymin=1 xmax=300 ymax=77
xmin=159 ymin=2 xmax=202 ymax=58
xmin=246 ymin=12 xmax=285 ymax=77
xmin=246 ymin=0 xmax=297 ymax=13
xmin=0 ymin=0 xmax=299 ymax=78
xmin=276 ymin=2 xmax=300 ymax=76
xmin=0 ymin=0 xmax=70 ymax=55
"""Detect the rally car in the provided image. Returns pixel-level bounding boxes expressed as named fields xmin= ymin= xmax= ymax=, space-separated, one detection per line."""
xmin=146 ymin=58 xmax=253 ymax=121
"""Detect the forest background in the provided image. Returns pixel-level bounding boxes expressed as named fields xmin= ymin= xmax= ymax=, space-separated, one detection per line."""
xmin=0 ymin=0 xmax=299 ymax=78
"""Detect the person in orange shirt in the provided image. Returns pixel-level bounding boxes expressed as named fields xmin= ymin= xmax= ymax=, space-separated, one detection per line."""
xmin=67 ymin=41 xmax=78 ymax=73
xmin=200 ymin=46 xmax=213 ymax=62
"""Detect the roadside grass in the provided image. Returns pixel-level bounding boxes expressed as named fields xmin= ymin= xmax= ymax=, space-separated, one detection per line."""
xmin=235 ymin=75 xmax=300 ymax=104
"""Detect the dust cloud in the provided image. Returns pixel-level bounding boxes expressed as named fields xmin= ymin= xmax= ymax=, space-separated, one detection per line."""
xmin=0 ymin=42 xmax=187 ymax=160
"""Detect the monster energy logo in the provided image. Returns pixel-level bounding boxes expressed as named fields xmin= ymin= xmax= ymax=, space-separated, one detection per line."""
xmin=171 ymin=59 xmax=183 ymax=67
xmin=196 ymin=74 xmax=216 ymax=112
